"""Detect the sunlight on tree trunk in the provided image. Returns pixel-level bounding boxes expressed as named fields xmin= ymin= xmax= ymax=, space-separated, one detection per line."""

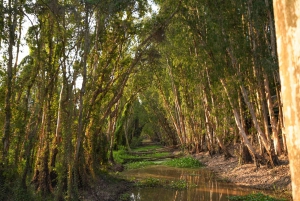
xmin=273 ymin=0 xmax=300 ymax=199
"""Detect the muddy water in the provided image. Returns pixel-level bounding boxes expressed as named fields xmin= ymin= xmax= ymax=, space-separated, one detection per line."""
xmin=121 ymin=165 xmax=262 ymax=201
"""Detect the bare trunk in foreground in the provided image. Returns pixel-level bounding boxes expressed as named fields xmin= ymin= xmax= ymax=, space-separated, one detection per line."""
xmin=273 ymin=1 xmax=300 ymax=199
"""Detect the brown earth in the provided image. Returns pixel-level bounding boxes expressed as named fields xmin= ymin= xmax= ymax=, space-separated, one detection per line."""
xmin=79 ymin=171 xmax=133 ymax=201
xmin=194 ymin=147 xmax=293 ymax=200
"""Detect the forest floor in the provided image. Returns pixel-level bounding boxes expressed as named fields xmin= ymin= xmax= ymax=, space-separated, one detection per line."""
xmin=194 ymin=145 xmax=293 ymax=200
xmin=79 ymin=172 xmax=133 ymax=201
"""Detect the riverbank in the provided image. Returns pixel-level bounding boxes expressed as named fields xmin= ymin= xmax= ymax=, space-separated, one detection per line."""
xmin=79 ymin=143 xmax=293 ymax=201
xmin=194 ymin=148 xmax=293 ymax=200
xmin=79 ymin=172 xmax=133 ymax=201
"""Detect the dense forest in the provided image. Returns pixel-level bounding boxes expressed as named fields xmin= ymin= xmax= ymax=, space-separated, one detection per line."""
xmin=0 ymin=0 xmax=298 ymax=200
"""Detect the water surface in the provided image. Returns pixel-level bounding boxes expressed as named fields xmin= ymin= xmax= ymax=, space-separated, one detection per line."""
xmin=121 ymin=165 xmax=262 ymax=201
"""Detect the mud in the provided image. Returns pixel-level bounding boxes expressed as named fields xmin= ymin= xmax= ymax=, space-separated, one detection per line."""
xmin=194 ymin=149 xmax=292 ymax=200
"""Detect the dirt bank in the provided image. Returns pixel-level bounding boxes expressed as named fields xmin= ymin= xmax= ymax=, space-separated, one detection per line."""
xmin=194 ymin=149 xmax=292 ymax=200
xmin=79 ymin=172 xmax=133 ymax=201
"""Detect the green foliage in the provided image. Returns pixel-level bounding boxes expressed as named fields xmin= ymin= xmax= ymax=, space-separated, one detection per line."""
xmin=10 ymin=186 xmax=36 ymax=201
xmin=130 ymin=136 xmax=143 ymax=148
xmin=125 ymin=161 xmax=156 ymax=169
xmin=113 ymin=147 xmax=170 ymax=165
xmin=119 ymin=192 xmax=131 ymax=201
xmin=136 ymin=177 xmax=162 ymax=187
xmin=228 ymin=193 xmax=286 ymax=201
xmin=132 ymin=144 xmax=163 ymax=152
xmin=135 ymin=178 xmax=194 ymax=190
xmin=113 ymin=148 xmax=127 ymax=164
xmin=168 ymin=179 xmax=189 ymax=190
xmin=163 ymin=157 xmax=203 ymax=168
xmin=148 ymin=152 xmax=170 ymax=158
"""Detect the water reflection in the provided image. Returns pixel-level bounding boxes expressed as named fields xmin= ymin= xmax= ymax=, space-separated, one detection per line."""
xmin=121 ymin=165 xmax=260 ymax=201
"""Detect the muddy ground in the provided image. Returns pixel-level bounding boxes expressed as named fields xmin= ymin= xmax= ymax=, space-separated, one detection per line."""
xmin=194 ymin=147 xmax=293 ymax=200
xmin=79 ymin=172 xmax=133 ymax=201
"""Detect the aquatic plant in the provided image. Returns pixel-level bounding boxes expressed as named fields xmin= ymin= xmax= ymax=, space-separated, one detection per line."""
xmin=163 ymin=156 xmax=203 ymax=168
xmin=228 ymin=192 xmax=286 ymax=201
xmin=135 ymin=178 xmax=194 ymax=190
xmin=125 ymin=161 xmax=156 ymax=169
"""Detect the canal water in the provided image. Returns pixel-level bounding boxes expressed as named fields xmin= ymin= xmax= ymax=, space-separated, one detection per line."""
xmin=120 ymin=165 xmax=264 ymax=201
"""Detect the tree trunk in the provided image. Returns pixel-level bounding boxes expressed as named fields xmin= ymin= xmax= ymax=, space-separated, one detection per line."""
xmin=167 ymin=59 xmax=187 ymax=145
xmin=221 ymin=79 xmax=258 ymax=167
xmin=273 ymin=1 xmax=300 ymax=199
xmin=73 ymin=5 xmax=90 ymax=197
xmin=2 ymin=0 xmax=17 ymax=166
xmin=240 ymin=85 xmax=277 ymax=167
xmin=274 ymin=72 xmax=287 ymax=154
xmin=263 ymin=71 xmax=282 ymax=155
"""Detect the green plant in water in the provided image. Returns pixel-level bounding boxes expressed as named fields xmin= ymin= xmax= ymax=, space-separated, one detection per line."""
xmin=136 ymin=178 xmax=162 ymax=187
xmin=163 ymin=156 xmax=203 ymax=168
xmin=125 ymin=161 xmax=156 ymax=169
xmin=135 ymin=178 xmax=196 ymax=190
xmin=119 ymin=192 xmax=131 ymax=201
xmin=169 ymin=179 xmax=188 ymax=190
xmin=228 ymin=192 xmax=286 ymax=201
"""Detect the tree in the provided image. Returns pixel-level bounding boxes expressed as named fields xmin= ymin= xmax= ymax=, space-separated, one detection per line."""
xmin=273 ymin=0 xmax=300 ymax=199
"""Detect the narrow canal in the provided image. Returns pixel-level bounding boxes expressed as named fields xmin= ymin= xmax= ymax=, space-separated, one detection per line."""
xmin=120 ymin=165 xmax=267 ymax=201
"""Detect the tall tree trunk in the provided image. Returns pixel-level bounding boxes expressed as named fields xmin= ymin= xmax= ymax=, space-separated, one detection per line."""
xmin=240 ymin=85 xmax=278 ymax=167
xmin=73 ymin=5 xmax=90 ymax=198
xmin=265 ymin=0 xmax=277 ymax=59
xmin=106 ymin=102 xmax=119 ymax=163
xmin=273 ymin=71 xmax=287 ymax=154
xmin=155 ymin=75 xmax=184 ymax=145
xmin=273 ymin=1 xmax=300 ymax=199
xmin=32 ymin=102 xmax=52 ymax=195
xmin=167 ymin=59 xmax=187 ymax=145
xmin=2 ymin=0 xmax=17 ymax=166
xmin=263 ymin=71 xmax=282 ymax=155
xmin=221 ymin=79 xmax=258 ymax=167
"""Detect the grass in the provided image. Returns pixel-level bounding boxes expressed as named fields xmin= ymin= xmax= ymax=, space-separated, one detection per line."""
xmin=125 ymin=161 xmax=156 ymax=169
xmin=228 ymin=192 xmax=287 ymax=201
xmin=135 ymin=178 xmax=195 ymax=190
xmin=163 ymin=156 xmax=203 ymax=168
xmin=132 ymin=145 xmax=163 ymax=152
xmin=113 ymin=145 xmax=172 ymax=165
xmin=147 ymin=152 xmax=170 ymax=158
xmin=114 ymin=145 xmax=203 ymax=170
